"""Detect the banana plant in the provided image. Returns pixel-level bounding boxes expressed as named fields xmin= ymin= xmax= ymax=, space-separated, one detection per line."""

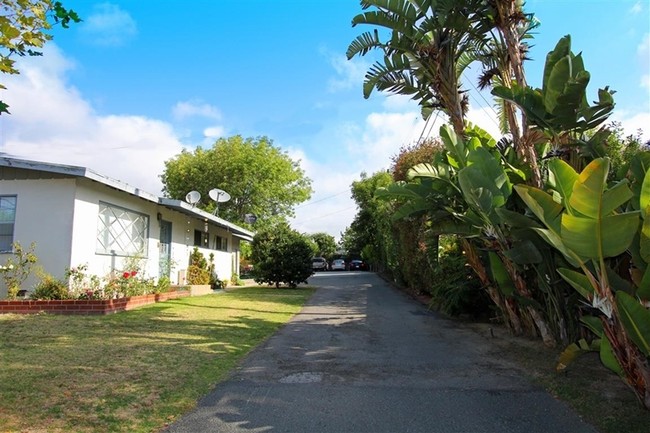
xmin=378 ymin=124 xmax=559 ymax=344
xmin=492 ymin=35 xmax=615 ymax=165
xmin=514 ymin=157 xmax=650 ymax=409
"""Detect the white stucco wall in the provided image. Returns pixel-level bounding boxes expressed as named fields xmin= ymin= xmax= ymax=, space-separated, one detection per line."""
xmin=68 ymin=180 xmax=162 ymax=282
xmin=1 ymin=174 xmax=246 ymax=297
xmin=0 ymin=178 xmax=76 ymax=296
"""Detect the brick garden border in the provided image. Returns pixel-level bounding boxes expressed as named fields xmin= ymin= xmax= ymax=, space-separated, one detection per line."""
xmin=0 ymin=289 xmax=192 ymax=315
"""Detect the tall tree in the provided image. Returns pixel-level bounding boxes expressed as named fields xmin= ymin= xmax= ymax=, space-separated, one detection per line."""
xmin=309 ymin=232 xmax=337 ymax=258
xmin=161 ymin=135 xmax=313 ymax=226
xmin=347 ymin=0 xmax=484 ymax=135
xmin=348 ymin=171 xmax=395 ymax=270
xmin=0 ymin=0 xmax=80 ymax=114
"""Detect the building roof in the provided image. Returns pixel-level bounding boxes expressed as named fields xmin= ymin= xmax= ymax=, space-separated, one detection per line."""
xmin=0 ymin=156 xmax=255 ymax=242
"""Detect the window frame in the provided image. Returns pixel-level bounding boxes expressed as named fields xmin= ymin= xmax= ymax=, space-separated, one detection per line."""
xmin=96 ymin=201 xmax=150 ymax=257
xmin=0 ymin=195 xmax=17 ymax=253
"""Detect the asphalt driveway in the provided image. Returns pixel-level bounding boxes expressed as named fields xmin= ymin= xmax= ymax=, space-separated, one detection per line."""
xmin=164 ymin=272 xmax=597 ymax=433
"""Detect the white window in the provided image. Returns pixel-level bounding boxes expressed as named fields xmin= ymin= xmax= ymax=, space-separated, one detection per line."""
xmin=96 ymin=202 xmax=149 ymax=256
xmin=0 ymin=196 xmax=16 ymax=252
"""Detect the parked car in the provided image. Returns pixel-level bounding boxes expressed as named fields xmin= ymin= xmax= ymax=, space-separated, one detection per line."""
xmin=312 ymin=257 xmax=328 ymax=272
xmin=349 ymin=259 xmax=367 ymax=271
xmin=330 ymin=259 xmax=346 ymax=271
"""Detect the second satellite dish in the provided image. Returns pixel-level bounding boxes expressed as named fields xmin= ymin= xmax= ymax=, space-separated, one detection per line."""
xmin=209 ymin=188 xmax=231 ymax=203
xmin=185 ymin=190 xmax=201 ymax=205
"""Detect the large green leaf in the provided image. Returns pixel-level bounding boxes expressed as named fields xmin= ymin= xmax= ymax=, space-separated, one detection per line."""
xmin=495 ymin=208 xmax=542 ymax=229
xmin=514 ymin=185 xmax=563 ymax=233
xmin=491 ymin=84 xmax=550 ymax=130
xmin=568 ymin=158 xmax=609 ymax=218
xmin=600 ymin=336 xmax=624 ymax=377
xmin=640 ymin=169 xmax=650 ymax=218
xmin=502 ymin=240 xmax=543 ymax=265
xmin=548 ymin=159 xmax=578 ymax=210
xmin=488 ymin=252 xmax=515 ymax=297
xmin=440 ymin=125 xmax=467 ymax=169
xmin=616 ymin=291 xmax=650 ymax=357
xmin=561 ymin=212 xmax=639 ymax=259
xmin=580 ymin=315 xmax=604 ymax=337
xmin=530 ymin=228 xmax=582 ymax=268
xmin=557 ymin=268 xmax=595 ymax=300
xmin=543 ymin=35 xmax=571 ymax=96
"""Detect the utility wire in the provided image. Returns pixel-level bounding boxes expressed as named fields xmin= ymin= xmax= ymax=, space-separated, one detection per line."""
xmin=294 ymin=190 xmax=349 ymax=209
xmin=293 ymin=205 xmax=357 ymax=224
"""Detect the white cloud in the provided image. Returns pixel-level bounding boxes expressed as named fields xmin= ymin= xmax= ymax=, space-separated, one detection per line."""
xmin=80 ymin=3 xmax=137 ymax=46
xmin=630 ymin=1 xmax=643 ymax=14
xmin=0 ymin=45 xmax=184 ymax=195
xmin=203 ymin=126 xmax=225 ymax=138
xmin=289 ymin=109 xmax=425 ymax=240
xmin=173 ymin=100 xmax=222 ymax=121
xmin=326 ymin=53 xmax=370 ymax=92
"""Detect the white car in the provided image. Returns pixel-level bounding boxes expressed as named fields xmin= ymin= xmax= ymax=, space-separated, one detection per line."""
xmin=330 ymin=259 xmax=346 ymax=271
xmin=312 ymin=257 xmax=328 ymax=272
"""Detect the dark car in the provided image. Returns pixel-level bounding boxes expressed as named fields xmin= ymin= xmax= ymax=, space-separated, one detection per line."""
xmin=349 ymin=259 xmax=366 ymax=271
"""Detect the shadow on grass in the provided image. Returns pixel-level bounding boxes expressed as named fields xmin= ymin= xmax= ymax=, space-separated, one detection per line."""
xmin=0 ymin=288 xmax=314 ymax=433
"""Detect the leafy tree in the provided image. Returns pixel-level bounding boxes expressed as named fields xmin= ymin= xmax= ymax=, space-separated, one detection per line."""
xmin=250 ymin=223 xmax=313 ymax=288
xmin=347 ymin=0 xmax=543 ymax=186
xmin=309 ymin=232 xmax=336 ymax=258
xmin=161 ymin=135 xmax=313 ymax=226
xmin=0 ymin=0 xmax=80 ymax=114
xmin=347 ymin=171 xmax=394 ymax=271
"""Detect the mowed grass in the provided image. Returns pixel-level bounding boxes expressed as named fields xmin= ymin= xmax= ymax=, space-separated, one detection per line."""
xmin=0 ymin=287 xmax=314 ymax=433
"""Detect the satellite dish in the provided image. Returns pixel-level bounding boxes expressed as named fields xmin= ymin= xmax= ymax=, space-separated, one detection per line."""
xmin=209 ymin=188 xmax=231 ymax=203
xmin=185 ymin=190 xmax=201 ymax=206
xmin=208 ymin=188 xmax=231 ymax=216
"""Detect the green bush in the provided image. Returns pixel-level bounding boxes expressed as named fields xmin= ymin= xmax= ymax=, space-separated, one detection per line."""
xmin=429 ymin=236 xmax=489 ymax=317
xmin=187 ymin=265 xmax=210 ymax=285
xmin=31 ymin=275 xmax=70 ymax=300
xmin=251 ymin=223 xmax=313 ymax=288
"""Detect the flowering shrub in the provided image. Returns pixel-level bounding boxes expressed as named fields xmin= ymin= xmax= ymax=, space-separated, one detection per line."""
xmin=1 ymin=242 xmax=38 ymax=299
xmin=65 ymin=264 xmax=101 ymax=298
xmin=104 ymin=269 xmax=157 ymax=298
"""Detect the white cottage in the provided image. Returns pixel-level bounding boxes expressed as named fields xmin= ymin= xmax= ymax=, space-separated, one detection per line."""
xmin=0 ymin=157 xmax=254 ymax=297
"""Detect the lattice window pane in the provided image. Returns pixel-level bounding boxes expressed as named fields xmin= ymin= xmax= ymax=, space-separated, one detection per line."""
xmin=96 ymin=203 xmax=149 ymax=256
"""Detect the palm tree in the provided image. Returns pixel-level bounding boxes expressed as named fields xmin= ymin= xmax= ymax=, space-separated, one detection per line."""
xmin=347 ymin=0 xmax=486 ymax=136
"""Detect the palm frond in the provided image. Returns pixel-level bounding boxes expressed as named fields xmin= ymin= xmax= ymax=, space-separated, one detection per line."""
xmin=347 ymin=30 xmax=382 ymax=59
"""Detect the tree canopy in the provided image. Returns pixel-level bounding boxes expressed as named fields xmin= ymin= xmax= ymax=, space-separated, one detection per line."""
xmin=0 ymin=0 xmax=80 ymax=114
xmin=250 ymin=223 xmax=313 ymax=288
xmin=309 ymin=232 xmax=336 ymax=258
xmin=161 ymin=135 xmax=313 ymax=226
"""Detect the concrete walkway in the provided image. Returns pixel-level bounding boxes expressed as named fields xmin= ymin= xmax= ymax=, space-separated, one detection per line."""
xmin=164 ymin=272 xmax=597 ymax=433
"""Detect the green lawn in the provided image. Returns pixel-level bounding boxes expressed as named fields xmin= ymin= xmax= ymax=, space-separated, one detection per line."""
xmin=0 ymin=287 xmax=314 ymax=433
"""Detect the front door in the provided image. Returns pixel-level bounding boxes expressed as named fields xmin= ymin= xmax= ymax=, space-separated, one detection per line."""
xmin=159 ymin=220 xmax=172 ymax=279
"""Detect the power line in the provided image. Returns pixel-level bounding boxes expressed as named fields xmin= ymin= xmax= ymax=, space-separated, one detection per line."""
xmin=293 ymin=205 xmax=357 ymax=224
xmin=294 ymin=190 xmax=349 ymax=210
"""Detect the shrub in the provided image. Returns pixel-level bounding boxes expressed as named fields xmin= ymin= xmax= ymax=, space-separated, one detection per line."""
xmin=428 ymin=236 xmax=489 ymax=317
xmin=31 ymin=275 xmax=70 ymax=300
xmin=251 ymin=223 xmax=313 ymax=288
xmin=187 ymin=265 xmax=210 ymax=285
xmin=0 ymin=242 xmax=38 ymax=299
xmin=155 ymin=276 xmax=171 ymax=294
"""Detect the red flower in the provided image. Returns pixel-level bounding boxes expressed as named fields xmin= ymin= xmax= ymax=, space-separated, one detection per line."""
xmin=130 ymin=270 xmax=137 ymax=277
xmin=123 ymin=271 xmax=130 ymax=279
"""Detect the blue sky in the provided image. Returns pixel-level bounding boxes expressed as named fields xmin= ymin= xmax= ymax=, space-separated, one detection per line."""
xmin=1 ymin=0 xmax=648 ymax=240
